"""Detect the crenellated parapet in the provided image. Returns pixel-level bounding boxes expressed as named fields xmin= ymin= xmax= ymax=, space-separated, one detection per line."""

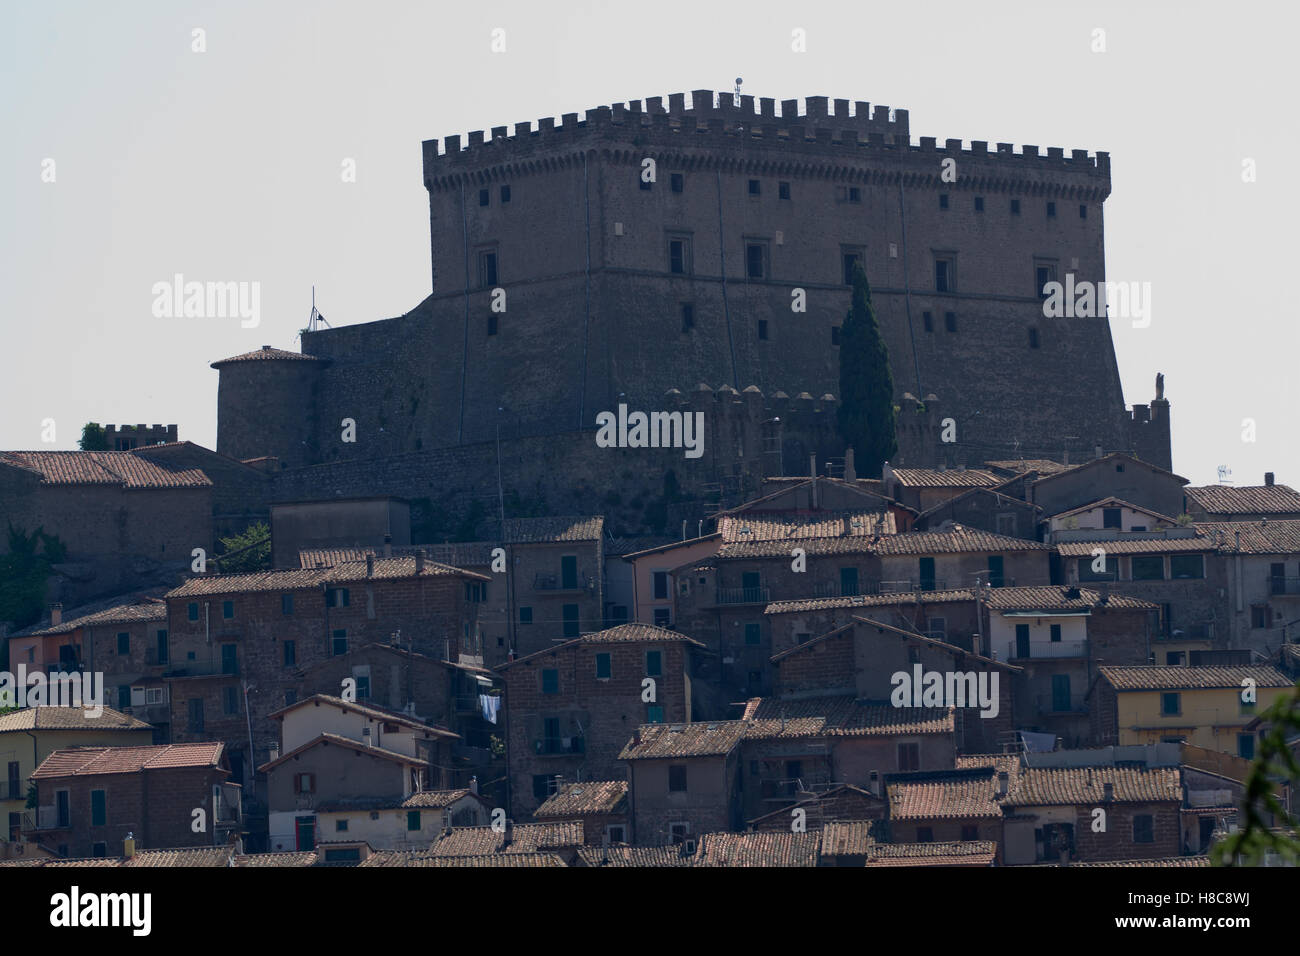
xmin=421 ymin=91 xmax=1110 ymax=199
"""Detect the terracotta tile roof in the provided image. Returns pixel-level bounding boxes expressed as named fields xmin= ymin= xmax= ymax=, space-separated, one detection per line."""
xmin=232 ymin=851 xmax=319 ymax=867
xmin=267 ymin=693 xmax=456 ymax=737
xmin=41 ymin=857 xmax=125 ymax=867
xmin=871 ymin=526 xmax=1047 ymax=555
xmin=575 ymin=845 xmax=697 ymax=867
xmin=257 ymin=732 xmax=430 ymax=773
xmin=299 ymin=543 xmax=495 ymax=569
xmin=1031 ymin=452 xmax=1188 ymax=486
xmin=427 ymin=822 xmax=583 ymax=856
xmin=210 ymin=345 xmax=326 ymax=367
xmin=955 ymin=753 xmax=1023 ymax=776
xmin=496 ymin=624 xmax=705 ymax=670
xmin=916 ymin=486 xmax=1042 ymax=522
xmin=1055 ymin=535 xmax=1212 ymax=556
xmin=0 ymin=706 xmax=152 ymax=733
xmin=1066 ymin=856 xmax=1212 ymax=867
xmin=864 ymin=841 xmax=997 ymax=866
xmin=766 ymin=589 xmax=975 ymax=615
xmin=742 ymin=695 xmax=954 ymax=739
xmin=694 ymin=831 xmax=820 ymax=867
xmin=535 ymin=780 xmax=628 ymax=817
xmin=1097 ymin=665 xmax=1294 ymax=692
xmin=15 ymin=599 xmax=167 ymax=637
xmin=167 ymin=556 xmax=485 ymax=598
xmin=1003 ymin=766 xmax=1182 ymax=807
xmin=501 ymin=516 xmax=604 ymax=543
xmin=31 ymin=742 xmax=223 ymax=778
xmin=982 ymin=586 xmax=1159 ymax=612
xmin=887 ymin=769 xmax=1007 ymax=820
xmin=396 ymin=852 xmax=568 ymax=867
xmin=822 ymin=821 xmax=876 ymax=856
xmin=1195 ymin=520 xmax=1300 ymax=554
xmin=618 ymin=721 xmax=749 ymax=760
xmin=1186 ymin=484 xmax=1300 ymax=515
xmin=889 ymin=468 xmax=1000 ymax=488
xmin=985 ymin=459 xmax=1070 ymax=476
xmin=716 ymin=512 xmax=897 ymax=558
xmin=400 ymin=789 xmax=479 ymax=809
xmin=0 ymin=451 xmax=211 ymax=489
xmin=122 ymin=847 xmax=233 ymax=867
xmin=615 ymin=534 xmax=712 ymax=558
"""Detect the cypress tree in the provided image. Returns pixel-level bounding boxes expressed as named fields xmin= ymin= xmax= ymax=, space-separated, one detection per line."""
xmin=837 ymin=264 xmax=897 ymax=475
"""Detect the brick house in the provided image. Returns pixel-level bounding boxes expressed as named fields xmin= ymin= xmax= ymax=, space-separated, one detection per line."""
xmin=1184 ymin=479 xmax=1300 ymax=522
xmin=747 ymin=783 xmax=887 ymax=833
xmin=163 ymin=554 xmax=486 ymax=788
xmin=25 ymin=742 xmax=239 ymax=859
xmin=765 ymin=588 xmax=979 ymax=657
xmin=497 ymin=623 xmax=701 ymax=817
xmin=533 ymin=780 xmax=630 ymax=845
xmin=1028 ymin=453 xmax=1188 ymax=521
xmin=884 ymin=763 xmax=1013 ymax=858
xmin=1000 ymin=765 xmax=1182 ymax=864
xmin=881 ymin=467 xmax=1003 ymax=514
xmin=914 ymin=486 xmax=1042 ymax=541
xmin=619 ymin=721 xmax=747 ymax=845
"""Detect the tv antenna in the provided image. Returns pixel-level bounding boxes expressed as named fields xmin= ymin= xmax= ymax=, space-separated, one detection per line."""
xmin=1217 ymin=465 xmax=1233 ymax=485
xmin=733 ymin=76 xmax=743 ymax=106
xmin=307 ymin=285 xmax=331 ymax=333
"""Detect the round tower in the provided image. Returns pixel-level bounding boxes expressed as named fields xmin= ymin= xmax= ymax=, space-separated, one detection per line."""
xmin=211 ymin=346 xmax=327 ymax=469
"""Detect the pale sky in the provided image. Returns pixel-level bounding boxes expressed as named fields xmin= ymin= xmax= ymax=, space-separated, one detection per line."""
xmin=2 ymin=0 xmax=1294 ymax=487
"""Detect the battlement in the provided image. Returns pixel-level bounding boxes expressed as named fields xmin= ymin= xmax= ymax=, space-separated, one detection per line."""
xmin=422 ymin=91 xmax=1109 ymax=188
xmin=104 ymin=423 xmax=178 ymax=450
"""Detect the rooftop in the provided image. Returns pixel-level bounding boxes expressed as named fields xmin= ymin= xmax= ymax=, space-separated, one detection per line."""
xmin=1185 ymin=484 xmax=1300 ymax=515
xmin=0 ymin=450 xmax=211 ymax=489
xmin=31 ymin=742 xmax=224 ymax=778
xmin=1096 ymin=665 xmax=1294 ymax=692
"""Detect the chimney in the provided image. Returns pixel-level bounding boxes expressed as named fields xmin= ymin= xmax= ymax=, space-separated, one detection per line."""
xmin=1094 ymin=444 xmax=1103 ymax=461
xmin=269 ymin=743 xmax=280 ymax=761
xmin=363 ymin=726 xmax=373 ymax=747
xmin=49 ymin=604 xmax=62 ymax=626
xmin=503 ymin=818 xmax=513 ymax=848
xmin=1266 ymin=472 xmax=1275 ymax=487
xmin=997 ymin=771 xmax=1009 ymax=798
xmin=844 ymin=447 xmax=857 ymax=483
xmin=1103 ymin=782 xmax=1114 ymax=802
xmin=469 ymin=775 xmax=479 ymax=795
xmin=415 ymin=549 xmax=425 ymax=574
xmin=809 ymin=453 xmax=817 ymax=479
xmin=365 ymin=554 xmax=375 ymax=577
xmin=124 ymin=832 xmax=136 ymax=859
xmin=384 ymin=533 xmax=393 ymax=558
xmin=633 ymin=726 xmax=642 ymax=747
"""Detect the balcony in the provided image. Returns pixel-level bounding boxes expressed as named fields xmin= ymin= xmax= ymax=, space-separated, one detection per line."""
xmin=23 ymin=806 xmax=69 ymax=831
xmin=1269 ymin=576 xmax=1300 ymax=596
xmin=144 ymin=648 xmax=171 ymax=667
xmin=534 ymin=736 xmax=585 ymax=756
xmin=2 ymin=782 xmax=24 ymax=801
xmin=1159 ymin=622 xmax=1215 ymax=642
xmin=715 ymin=586 xmax=771 ymax=606
xmin=163 ymin=660 xmax=239 ymax=679
xmin=1034 ymin=694 xmax=1088 ymax=715
xmin=534 ymin=573 xmax=593 ymax=593
xmin=1006 ymin=639 xmax=1089 ymax=660
xmin=879 ymin=579 xmax=948 ymax=593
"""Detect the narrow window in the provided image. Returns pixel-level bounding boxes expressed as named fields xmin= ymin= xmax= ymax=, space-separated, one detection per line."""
xmin=669 ymin=765 xmax=688 ymax=792
xmin=1078 ymin=203 xmax=1086 ymax=219
xmin=282 ymin=594 xmax=293 ymax=615
xmin=939 ymin=194 xmax=949 ymax=210
xmin=500 ymin=185 xmax=511 ymax=203
xmin=757 ymin=319 xmax=769 ymax=340
xmin=117 ymin=632 xmax=129 ymax=655
xmin=222 ymin=600 xmax=234 ymax=619
xmin=332 ymin=629 xmax=348 ymax=656
xmin=542 ymin=669 xmax=559 ymax=694
xmin=922 ymin=311 xmax=933 ymax=332
xmin=974 ymin=196 xmax=984 ymax=212
xmin=671 ymin=173 xmax=683 ymax=193
xmin=595 ymin=653 xmax=611 ymax=679
xmin=848 ymin=186 xmax=861 ymax=202
xmin=188 ymin=602 xmax=199 ymax=622
xmin=746 ymin=243 xmax=765 ymax=279
xmin=748 ymin=179 xmax=761 ymax=196
xmin=1047 ymin=201 xmax=1057 ymax=218
xmin=944 ymin=312 xmax=957 ymax=332
xmin=646 ymin=650 xmax=662 ymax=677
xmin=779 ymin=181 xmax=791 ymax=200
xmin=842 ymin=252 xmax=861 ymax=285
xmin=477 ymin=250 xmax=498 ymax=288
xmin=487 ymin=314 xmax=498 ymax=336
xmin=1010 ymin=198 xmax=1021 ymax=215
xmin=478 ymin=188 xmax=489 ymax=207
xmin=519 ymin=606 xmax=533 ymax=624
xmin=283 ymin=640 xmax=296 ymax=667
xmin=680 ymin=303 xmax=694 ymax=332
xmin=1028 ymin=328 xmax=1039 ymax=348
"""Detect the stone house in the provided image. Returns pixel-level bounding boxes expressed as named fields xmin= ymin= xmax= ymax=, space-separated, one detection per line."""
xmin=533 ymin=780 xmax=630 ymax=845
xmin=764 ymin=589 xmax=981 ymax=657
xmin=1183 ymin=478 xmax=1300 ymax=522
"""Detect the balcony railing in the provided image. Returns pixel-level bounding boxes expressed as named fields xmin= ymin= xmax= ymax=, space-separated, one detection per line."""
xmin=534 ymin=736 xmax=585 ymax=756
xmin=534 ymin=573 xmax=592 ymax=592
xmin=1006 ymin=640 xmax=1090 ymax=660
xmin=1269 ymin=576 xmax=1300 ymax=596
xmin=1034 ymin=694 xmax=1088 ymax=715
xmin=23 ymin=806 xmax=68 ymax=831
xmin=163 ymin=660 xmax=239 ymax=678
xmin=715 ymin=586 xmax=771 ymax=606
xmin=144 ymin=648 xmax=171 ymax=666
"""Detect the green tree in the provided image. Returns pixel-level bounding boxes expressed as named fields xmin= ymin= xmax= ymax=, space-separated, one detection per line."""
xmin=1212 ymin=683 xmax=1300 ymax=866
xmin=213 ymin=522 xmax=271 ymax=573
xmin=78 ymin=422 xmax=110 ymax=450
xmin=837 ymin=264 xmax=898 ymax=475
xmin=0 ymin=525 xmax=67 ymax=630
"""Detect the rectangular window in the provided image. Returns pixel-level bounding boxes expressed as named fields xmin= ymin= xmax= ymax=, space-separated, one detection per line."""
xmin=757 ymin=319 xmax=769 ymax=340
xmin=646 ymin=650 xmax=662 ymax=677
xmin=282 ymin=594 xmax=293 ymax=615
xmin=668 ymin=236 xmax=691 ymax=275
xmin=671 ymin=172 xmax=683 ymax=193
xmin=407 ymin=810 xmax=421 ymax=831
xmin=500 ymin=185 xmax=511 ymax=203
xmin=1170 ymin=555 xmax=1204 ymax=579
xmin=336 ymin=819 xmax=349 ymax=832
xmin=117 ymin=632 xmax=129 ymax=655
xmin=487 ymin=314 xmax=498 ymax=336
xmin=1051 ymin=674 xmax=1072 ymax=712
xmin=1078 ymin=555 xmax=1117 ymax=582
xmin=747 ymin=178 xmax=761 ymax=196
xmin=938 ymin=194 xmax=949 ymax=210
xmin=90 ymin=789 xmax=106 ymax=826
xmin=1161 ymin=692 xmax=1181 ymax=716
xmin=542 ymin=669 xmax=559 ymax=694
xmin=1015 ymin=624 xmax=1030 ymax=659
xmin=1078 ymin=203 xmax=1087 ymax=219
xmin=987 ymin=555 xmax=1004 ymax=588
xmin=1046 ymin=201 xmax=1057 ymax=218
xmin=944 ymin=312 xmax=956 ymax=332
xmin=898 ymin=742 xmax=920 ymax=771
xmin=1028 ymin=328 xmax=1039 ymax=349
xmin=974 ymin=196 xmax=984 ymax=212
xmin=744 ymin=622 xmax=761 ymax=645
xmin=1103 ymin=507 xmax=1122 ymax=529
xmin=1035 ymin=261 xmax=1057 ymax=299
xmin=916 ymin=827 xmax=934 ymax=843
xmin=680 ymin=303 xmax=694 ymax=332
xmin=223 ymin=686 xmax=239 ymax=715
xmin=1132 ymin=815 xmax=1154 ymax=843
xmin=188 ymin=602 xmax=199 ymax=621
xmin=842 ymin=250 xmax=863 ymax=285
xmin=478 ymin=188 xmax=489 ymax=206
xmin=1132 ymin=556 xmax=1164 ymax=581
xmin=519 ymin=606 xmax=533 ymax=624
xmin=1050 ymin=623 xmax=1062 ymax=643
xmin=1010 ymin=198 xmax=1021 ymax=215
xmin=332 ymin=629 xmax=348 ymax=656
xmin=919 ymin=556 xmax=936 ymax=590
xmin=222 ymin=600 xmax=234 ymax=619
xmin=188 ymin=698 xmax=204 ymax=733
xmin=562 ymin=604 xmax=580 ymax=639
xmin=670 ymin=823 xmax=690 ymax=844
xmin=1251 ymin=605 xmax=1270 ymax=629
xmin=327 ymin=587 xmax=350 ymax=608
xmin=477 ymin=249 xmax=498 ymax=288
xmin=221 ymin=643 xmax=237 ymax=675
xmin=647 ymin=704 xmax=664 ymax=724
xmin=668 ymin=765 xmax=688 ymax=792
xmin=779 ymin=181 xmax=791 ymax=200
xmin=746 ymin=242 xmax=766 ymax=279
xmin=595 ymin=653 xmax=611 ymax=680
xmin=283 ymin=640 xmax=296 ymax=667
xmin=118 ymin=685 xmax=130 ymax=710
xmin=960 ymin=824 xmax=979 ymax=841
xmin=561 ymin=555 xmax=578 ymax=589
xmin=652 ymin=571 xmax=669 ymax=600
xmin=840 ymin=567 xmax=859 ymax=596
xmin=653 ymin=607 xmax=671 ymax=627
xmin=922 ymin=311 xmax=933 ymax=332
xmin=1238 ymin=734 xmax=1256 ymax=760
xmin=848 ymin=185 xmax=861 ymax=202
xmin=935 ymin=258 xmax=953 ymax=293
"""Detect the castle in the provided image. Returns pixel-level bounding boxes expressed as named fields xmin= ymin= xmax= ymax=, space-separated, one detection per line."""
xmin=213 ymin=91 xmax=1170 ymax=531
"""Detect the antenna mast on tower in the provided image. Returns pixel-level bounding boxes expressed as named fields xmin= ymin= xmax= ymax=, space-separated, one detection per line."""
xmin=307 ymin=285 xmax=331 ymax=333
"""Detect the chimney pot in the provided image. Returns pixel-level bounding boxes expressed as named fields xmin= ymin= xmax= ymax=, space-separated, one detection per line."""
xmin=415 ymin=549 xmax=425 ymax=574
xmin=1265 ymin=472 xmax=1275 ymax=487
xmin=384 ymin=533 xmax=393 ymax=558
xmin=366 ymin=554 xmax=374 ymax=577
xmin=1103 ymin=781 xmax=1114 ymax=802
xmin=50 ymin=603 xmax=63 ymax=626
xmin=997 ymin=771 xmax=1009 ymax=797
